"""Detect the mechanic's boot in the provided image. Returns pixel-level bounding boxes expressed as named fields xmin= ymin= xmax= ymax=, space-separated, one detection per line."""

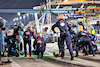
xmin=40 ymin=55 xmax=43 ymax=59
xmin=53 ymin=52 xmax=55 ymax=56
xmin=70 ymin=55 xmax=74 ymax=60
xmin=85 ymin=53 xmax=88 ymax=55
xmin=25 ymin=54 xmax=27 ymax=57
xmin=93 ymin=53 xmax=95 ymax=56
xmin=61 ymin=56 xmax=64 ymax=59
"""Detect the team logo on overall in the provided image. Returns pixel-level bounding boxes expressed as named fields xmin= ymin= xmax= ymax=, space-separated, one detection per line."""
xmin=60 ymin=22 xmax=65 ymax=26
xmin=37 ymin=40 xmax=42 ymax=44
xmin=26 ymin=31 xmax=30 ymax=35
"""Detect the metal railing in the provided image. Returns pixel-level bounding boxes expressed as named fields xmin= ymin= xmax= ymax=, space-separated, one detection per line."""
xmin=52 ymin=1 xmax=100 ymax=5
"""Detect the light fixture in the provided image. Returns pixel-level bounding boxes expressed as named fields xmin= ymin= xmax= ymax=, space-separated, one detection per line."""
xmin=23 ymin=15 xmax=25 ymax=19
xmin=17 ymin=12 xmax=20 ymax=16
xmin=20 ymin=16 xmax=22 ymax=19
xmin=13 ymin=19 xmax=15 ymax=21
xmin=14 ymin=23 xmax=16 ymax=25
xmin=15 ymin=18 xmax=18 ymax=20
xmin=32 ymin=13 xmax=33 ymax=15
xmin=27 ymin=14 xmax=29 ymax=17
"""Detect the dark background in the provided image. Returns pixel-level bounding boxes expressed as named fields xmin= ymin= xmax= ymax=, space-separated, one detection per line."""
xmin=0 ymin=0 xmax=46 ymax=25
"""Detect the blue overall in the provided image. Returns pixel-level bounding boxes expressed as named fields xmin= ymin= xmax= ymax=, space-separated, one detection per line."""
xmin=70 ymin=30 xmax=76 ymax=50
xmin=8 ymin=38 xmax=19 ymax=57
xmin=24 ymin=30 xmax=36 ymax=56
xmin=33 ymin=37 xmax=46 ymax=58
xmin=6 ymin=35 xmax=18 ymax=56
xmin=0 ymin=18 xmax=6 ymax=52
xmin=75 ymin=32 xmax=94 ymax=56
xmin=0 ymin=28 xmax=5 ymax=52
xmin=89 ymin=34 xmax=97 ymax=54
xmin=90 ymin=34 xmax=97 ymax=43
xmin=33 ymin=36 xmax=47 ymax=51
xmin=52 ymin=20 xmax=73 ymax=58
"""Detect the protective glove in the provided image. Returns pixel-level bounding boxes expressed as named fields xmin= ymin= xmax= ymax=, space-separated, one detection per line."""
xmin=15 ymin=49 xmax=17 ymax=51
xmin=33 ymin=48 xmax=36 ymax=51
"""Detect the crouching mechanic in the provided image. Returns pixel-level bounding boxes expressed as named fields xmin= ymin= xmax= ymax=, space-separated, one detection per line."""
xmin=23 ymin=26 xmax=36 ymax=57
xmin=75 ymin=18 xmax=95 ymax=56
xmin=75 ymin=31 xmax=95 ymax=57
xmin=33 ymin=33 xmax=46 ymax=59
xmin=8 ymin=35 xmax=22 ymax=57
xmin=52 ymin=15 xmax=74 ymax=60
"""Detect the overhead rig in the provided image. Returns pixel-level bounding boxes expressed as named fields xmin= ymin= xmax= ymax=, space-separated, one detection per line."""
xmin=1 ymin=5 xmax=99 ymax=35
xmin=0 ymin=8 xmax=85 ymax=13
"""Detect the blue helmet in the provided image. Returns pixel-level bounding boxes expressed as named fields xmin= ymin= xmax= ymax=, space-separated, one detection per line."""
xmin=16 ymin=35 xmax=22 ymax=43
xmin=58 ymin=15 xmax=68 ymax=20
xmin=19 ymin=31 xmax=24 ymax=36
xmin=0 ymin=18 xmax=6 ymax=27
xmin=27 ymin=26 xmax=32 ymax=31
xmin=58 ymin=15 xmax=65 ymax=20
xmin=77 ymin=18 xmax=83 ymax=24
xmin=18 ymin=22 xmax=24 ymax=29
